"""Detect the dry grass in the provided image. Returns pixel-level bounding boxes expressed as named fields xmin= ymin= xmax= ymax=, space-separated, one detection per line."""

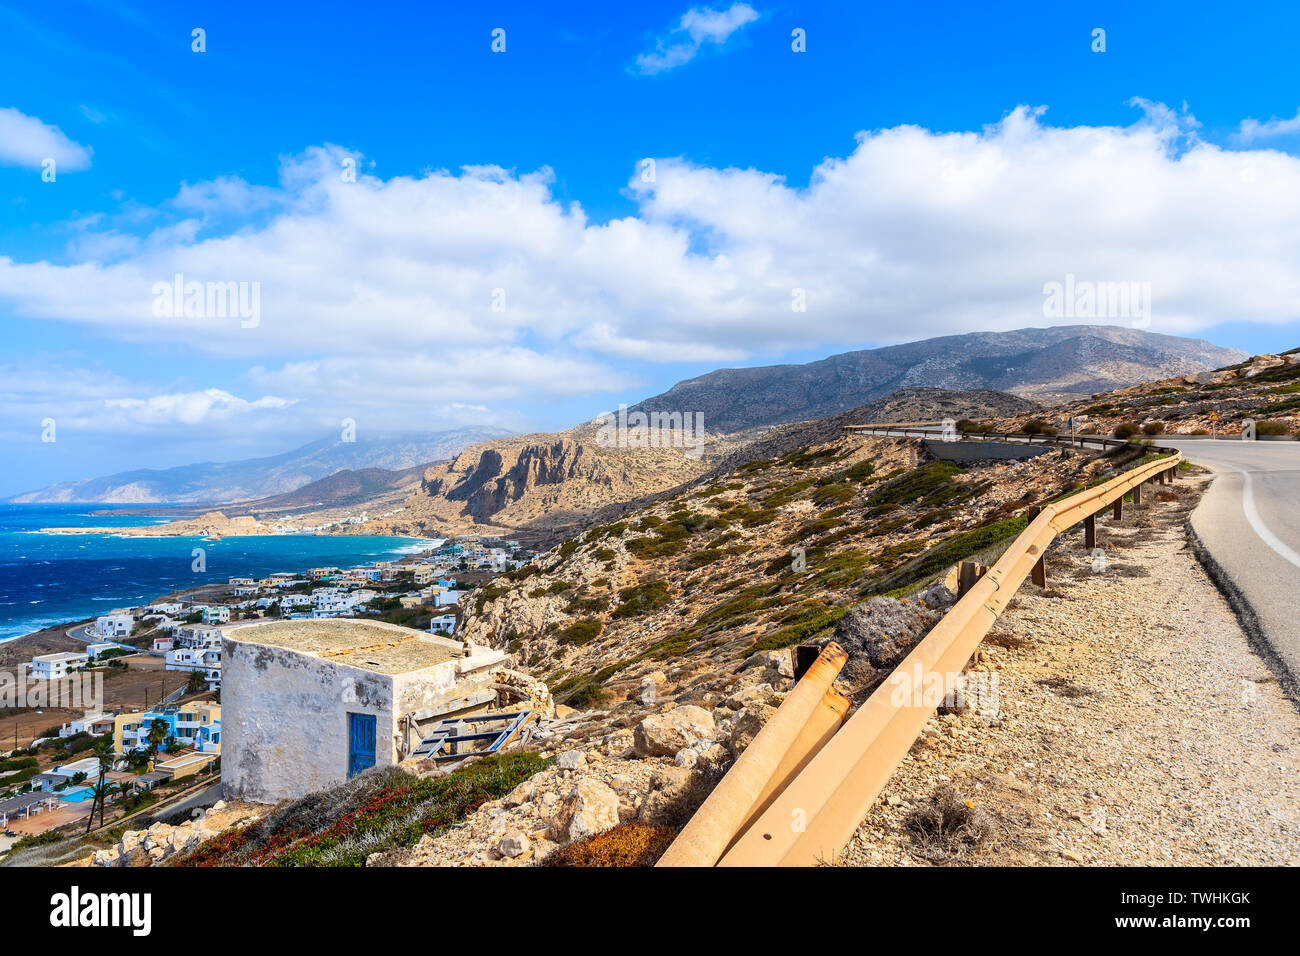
xmin=544 ymin=822 xmax=679 ymax=867
xmin=903 ymin=786 xmax=996 ymax=863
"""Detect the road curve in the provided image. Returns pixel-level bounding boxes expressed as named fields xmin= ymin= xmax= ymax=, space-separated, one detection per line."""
xmin=1162 ymin=439 xmax=1300 ymax=685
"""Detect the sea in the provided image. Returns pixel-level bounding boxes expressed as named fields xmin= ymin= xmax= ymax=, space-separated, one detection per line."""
xmin=0 ymin=503 xmax=441 ymax=643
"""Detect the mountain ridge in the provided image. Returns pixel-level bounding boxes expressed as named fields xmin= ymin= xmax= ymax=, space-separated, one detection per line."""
xmin=10 ymin=427 xmax=513 ymax=504
xmin=629 ymin=326 xmax=1246 ymax=434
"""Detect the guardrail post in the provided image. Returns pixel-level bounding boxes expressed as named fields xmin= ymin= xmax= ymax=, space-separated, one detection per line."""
xmin=1027 ymin=505 xmax=1047 ymax=588
xmin=1084 ymin=513 xmax=1097 ymax=551
xmin=958 ymin=561 xmax=979 ymax=598
xmin=793 ymin=644 xmax=821 ymax=681
xmin=1113 ymin=496 xmax=1123 ymax=521
xmin=1133 ymin=480 xmax=1143 ymax=506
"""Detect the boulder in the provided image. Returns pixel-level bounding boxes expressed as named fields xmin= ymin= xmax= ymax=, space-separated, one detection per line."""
xmin=722 ymin=682 xmax=773 ymax=711
xmin=550 ymin=777 xmax=620 ymax=843
xmin=691 ymin=740 xmax=731 ymax=773
xmin=633 ymin=705 xmax=716 ymax=757
xmin=833 ymin=598 xmax=941 ymax=669
xmin=555 ymin=749 xmax=587 ymax=771
xmin=728 ymin=703 xmax=778 ymax=756
xmin=760 ymin=650 xmax=795 ymax=680
xmin=497 ymin=832 xmax=531 ymax=858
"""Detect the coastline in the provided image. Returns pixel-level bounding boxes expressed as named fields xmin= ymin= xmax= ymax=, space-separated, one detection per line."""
xmin=2 ymin=515 xmax=444 ymax=644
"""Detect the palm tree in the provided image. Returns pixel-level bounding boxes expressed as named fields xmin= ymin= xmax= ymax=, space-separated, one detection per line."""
xmin=85 ymin=739 xmax=114 ymax=833
xmin=146 ymin=718 xmax=171 ymax=770
xmin=186 ymin=669 xmax=206 ymax=694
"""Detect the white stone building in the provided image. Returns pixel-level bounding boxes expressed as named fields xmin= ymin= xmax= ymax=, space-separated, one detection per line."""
xmin=221 ymin=619 xmax=508 ymax=803
xmin=30 ymin=652 xmax=88 ymax=680
xmin=94 ymin=611 xmax=133 ymax=638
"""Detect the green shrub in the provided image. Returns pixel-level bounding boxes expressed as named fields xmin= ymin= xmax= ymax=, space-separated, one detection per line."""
xmin=558 ymin=619 xmax=604 ymax=645
xmin=1113 ymin=422 xmax=1140 ymax=439
xmin=1141 ymin=421 xmax=1165 ymax=436
xmin=751 ymin=605 xmax=847 ymax=653
xmin=612 ymin=580 xmax=671 ymax=618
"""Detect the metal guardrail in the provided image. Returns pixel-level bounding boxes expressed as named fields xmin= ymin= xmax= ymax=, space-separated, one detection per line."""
xmin=661 ymin=427 xmax=1183 ymax=867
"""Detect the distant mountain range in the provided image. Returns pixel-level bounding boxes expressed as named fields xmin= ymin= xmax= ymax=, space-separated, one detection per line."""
xmin=12 ymin=326 xmax=1247 ymax=509
xmin=10 ymin=427 xmax=512 ymax=504
xmin=629 ymin=326 xmax=1246 ymax=434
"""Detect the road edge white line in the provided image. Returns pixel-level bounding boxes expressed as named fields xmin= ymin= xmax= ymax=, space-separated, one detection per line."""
xmin=1226 ymin=462 xmax=1300 ymax=571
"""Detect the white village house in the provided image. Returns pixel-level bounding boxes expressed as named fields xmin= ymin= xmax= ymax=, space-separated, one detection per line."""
xmin=94 ymin=610 xmax=133 ymax=638
xmin=30 ymin=652 xmax=88 ymax=680
xmin=221 ymin=618 xmax=509 ymax=802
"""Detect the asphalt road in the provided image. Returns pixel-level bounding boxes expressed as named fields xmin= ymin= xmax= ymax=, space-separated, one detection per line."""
xmin=1162 ymin=439 xmax=1300 ymax=683
xmin=851 ymin=426 xmax=1300 ymax=682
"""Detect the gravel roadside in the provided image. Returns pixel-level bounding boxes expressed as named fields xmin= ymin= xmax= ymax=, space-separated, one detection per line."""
xmin=840 ymin=472 xmax=1299 ymax=867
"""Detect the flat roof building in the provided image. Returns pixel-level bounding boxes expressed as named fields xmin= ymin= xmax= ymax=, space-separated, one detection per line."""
xmin=221 ymin=618 xmax=508 ymax=803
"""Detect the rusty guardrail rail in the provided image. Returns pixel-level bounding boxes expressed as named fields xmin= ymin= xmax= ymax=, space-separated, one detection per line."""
xmin=661 ymin=428 xmax=1182 ymax=867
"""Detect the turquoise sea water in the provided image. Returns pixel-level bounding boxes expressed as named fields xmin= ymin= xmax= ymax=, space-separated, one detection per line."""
xmin=0 ymin=504 xmax=437 ymax=642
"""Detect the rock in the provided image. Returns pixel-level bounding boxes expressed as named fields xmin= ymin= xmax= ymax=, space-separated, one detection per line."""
xmin=497 ymin=831 xmax=531 ymax=858
xmin=691 ymin=740 xmax=731 ymax=773
xmin=723 ymin=682 xmax=773 ymax=711
xmin=93 ymin=847 xmax=120 ymax=867
xmin=834 ymin=598 xmax=942 ymax=669
xmin=920 ymin=582 xmax=956 ymax=610
xmin=638 ymin=765 xmax=699 ymax=823
xmin=639 ymin=677 xmax=658 ymax=705
xmin=633 ymin=705 xmax=716 ymax=757
xmin=211 ymin=800 xmax=226 ymax=811
xmin=555 ymin=749 xmax=587 ymax=771
xmin=760 ymin=650 xmax=795 ymax=680
xmin=550 ymin=777 xmax=621 ymax=843
xmin=674 ymin=747 xmax=699 ymax=769
xmin=728 ymin=702 xmax=778 ymax=756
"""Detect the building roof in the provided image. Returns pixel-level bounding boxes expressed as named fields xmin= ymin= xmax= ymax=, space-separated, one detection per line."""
xmin=32 ymin=651 xmax=87 ymax=663
xmin=225 ymin=618 xmax=460 ymax=675
xmin=0 ymin=792 xmax=61 ymax=814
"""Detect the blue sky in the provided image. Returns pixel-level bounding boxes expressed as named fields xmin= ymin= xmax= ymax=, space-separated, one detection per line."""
xmin=2 ymin=0 xmax=1300 ymax=495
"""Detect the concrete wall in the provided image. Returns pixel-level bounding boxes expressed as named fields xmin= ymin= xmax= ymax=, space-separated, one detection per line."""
xmin=221 ymin=636 xmax=396 ymax=804
xmin=924 ymin=439 xmax=1053 ymax=462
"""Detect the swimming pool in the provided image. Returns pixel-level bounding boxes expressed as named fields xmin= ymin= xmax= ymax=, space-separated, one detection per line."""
xmin=58 ymin=787 xmax=96 ymax=803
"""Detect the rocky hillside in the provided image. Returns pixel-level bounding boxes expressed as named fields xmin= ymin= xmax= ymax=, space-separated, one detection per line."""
xmin=630 ymin=326 xmax=1245 ymax=433
xmin=460 ymin=427 xmax=1126 ymax=714
xmin=987 ymin=348 xmax=1300 ymax=439
xmin=393 ymin=427 xmax=711 ymax=533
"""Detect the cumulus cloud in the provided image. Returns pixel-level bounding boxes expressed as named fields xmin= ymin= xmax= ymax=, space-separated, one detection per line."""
xmin=103 ymin=389 xmax=293 ymax=427
xmin=634 ymin=3 xmax=760 ymax=75
xmin=0 ymin=106 xmax=92 ymax=171
xmin=0 ymin=362 xmax=297 ymax=445
xmin=1 ymin=102 xmax=1300 ymax=452
xmin=1236 ymin=106 xmax=1300 ymax=143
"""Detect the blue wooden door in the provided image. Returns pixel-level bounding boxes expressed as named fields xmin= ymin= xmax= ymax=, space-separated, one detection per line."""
xmin=348 ymin=713 xmax=376 ymax=778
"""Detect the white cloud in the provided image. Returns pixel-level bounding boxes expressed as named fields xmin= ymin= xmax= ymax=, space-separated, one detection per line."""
xmin=103 ymin=389 xmax=293 ymax=427
xmin=634 ymin=3 xmax=760 ymax=75
xmin=1 ymin=102 xmax=1300 ymax=436
xmin=0 ymin=362 xmax=295 ymax=443
xmin=1236 ymin=106 xmax=1300 ymax=143
xmin=0 ymin=107 xmax=92 ymax=171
